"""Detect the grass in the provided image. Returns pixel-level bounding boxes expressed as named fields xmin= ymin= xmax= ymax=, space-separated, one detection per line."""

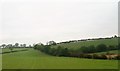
xmin=2 ymin=48 xmax=118 ymax=69
xmin=52 ymin=38 xmax=118 ymax=49
xmin=0 ymin=48 xmax=2 ymax=70
xmin=2 ymin=48 xmax=29 ymax=53
xmin=95 ymin=50 xmax=120 ymax=54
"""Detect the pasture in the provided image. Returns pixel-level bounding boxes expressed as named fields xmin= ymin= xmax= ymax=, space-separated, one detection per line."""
xmin=51 ymin=38 xmax=118 ymax=49
xmin=95 ymin=50 xmax=120 ymax=54
xmin=2 ymin=48 xmax=118 ymax=69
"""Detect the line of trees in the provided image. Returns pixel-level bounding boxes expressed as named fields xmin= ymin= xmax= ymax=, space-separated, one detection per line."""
xmin=58 ymin=35 xmax=118 ymax=44
xmin=34 ymin=44 xmax=69 ymax=56
xmin=0 ymin=43 xmax=33 ymax=53
xmin=0 ymin=43 xmax=33 ymax=48
xmin=33 ymin=43 xmax=120 ymax=60
xmin=79 ymin=44 xmax=119 ymax=53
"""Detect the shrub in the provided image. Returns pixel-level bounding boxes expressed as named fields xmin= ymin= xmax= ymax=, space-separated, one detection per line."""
xmin=87 ymin=45 xmax=96 ymax=53
xmin=96 ymin=44 xmax=107 ymax=52
xmin=108 ymin=45 xmax=117 ymax=50
xmin=80 ymin=46 xmax=89 ymax=53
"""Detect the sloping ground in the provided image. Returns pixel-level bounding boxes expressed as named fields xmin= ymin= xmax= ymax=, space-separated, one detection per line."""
xmin=95 ymin=50 xmax=120 ymax=54
xmin=52 ymin=38 xmax=118 ymax=49
xmin=0 ymin=48 xmax=2 ymax=70
xmin=2 ymin=48 xmax=29 ymax=53
xmin=2 ymin=48 xmax=118 ymax=69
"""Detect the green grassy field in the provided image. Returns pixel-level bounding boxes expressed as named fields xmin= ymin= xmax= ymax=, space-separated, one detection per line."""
xmin=2 ymin=48 xmax=118 ymax=69
xmin=52 ymin=38 xmax=118 ymax=49
xmin=2 ymin=48 xmax=28 ymax=53
xmin=0 ymin=48 xmax=2 ymax=70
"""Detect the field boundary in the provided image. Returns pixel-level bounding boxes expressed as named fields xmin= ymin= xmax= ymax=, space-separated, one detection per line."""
xmin=1 ymin=49 xmax=28 ymax=54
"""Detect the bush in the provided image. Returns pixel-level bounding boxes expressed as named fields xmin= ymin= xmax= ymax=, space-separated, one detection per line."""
xmin=80 ymin=46 xmax=89 ymax=53
xmin=87 ymin=45 xmax=96 ymax=53
xmin=108 ymin=45 xmax=117 ymax=50
xmin=96 ymin=44 xmax=107 ymax=52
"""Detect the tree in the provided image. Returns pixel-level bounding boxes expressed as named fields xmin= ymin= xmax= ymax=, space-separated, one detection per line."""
xmin=28 ymin=45 xmax=32 ymax=48
xmin=108 ymin=45 xmax=116 ymax=50
xmin=61 ymin=48 xmax=69 ymax=56
xmin=118 ymin=43 xmax=120 ymax=50
xmin=114 ymin=35 xmax=117 ymax=38
xmin=55 ymin=46 xmax=63 ymax=56
xmin=20 ymin=44 xmax=23 ymax=48
xmin=33 ymin=44 xmax=44 ymax=50
xmin=43 ymin=45 xmax=51 ymax=54
xmin=49 ymin=48 xmax=56 ymax=55
xmin=1 ymin=44 xmax=6 ymax=48
xmin=15 ymin=43 xmax=19 ymax=47
xmin=46 ymin=41 xmax=56 ymax=45
xmin=87 ymin=45 xmax=96 ymax=53
xmin=80 ymin=46 xmax=88 ymax=53
xmin=7 ymin=44 xmax=12 ymax=48
xmin=96 ymin=44 xmax=107 ymax=52
xmin=5 ymin=44 xmax=13 ymax=52
xmin=23 ymin=44 xmax=26 ymax=48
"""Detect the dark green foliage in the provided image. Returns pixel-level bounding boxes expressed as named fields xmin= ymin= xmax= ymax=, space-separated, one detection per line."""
xmin=87 ymin=45 xmax=96 ymax=53
xmin=108 ymin=45 xmax=116 ymax=50
xmin=47 ymin=41 xmax=56 ymax=45
xmin=80 ymin=44 xmax=107 ymax=53
xmin=53 ymin=46 xmax=63 ymax=56
xmin=118 ymin=43 xmax=120 ymax=50
xmin=33 ymin=43 xmax=119 ymax=60
xmin=49 ymin=48 xmax=56 ymax=55
xmin=50 ymin=46 xmax=69 ymax=56
xmin=60 ymin=48 xmax=69 ymax=56
xmin=96 ymin=44 xmax=107 ymax=52
xmin=42 ymin=45 xmax=51 ymax=54
xmin=80 ymin=46 xmax=88 ymax=53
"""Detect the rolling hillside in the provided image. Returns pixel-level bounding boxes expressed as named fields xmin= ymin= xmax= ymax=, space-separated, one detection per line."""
xmin=95 ymin=50 xmax=119 ymax=54
xmin=2 ymin=48 xmax=118 ymax=69
xmin=51 ymin=38 xmax=118 ymax=49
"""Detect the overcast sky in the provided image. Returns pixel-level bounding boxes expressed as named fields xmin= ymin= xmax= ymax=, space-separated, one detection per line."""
xmin=0 ymin=0 xmax=119 ymax=45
